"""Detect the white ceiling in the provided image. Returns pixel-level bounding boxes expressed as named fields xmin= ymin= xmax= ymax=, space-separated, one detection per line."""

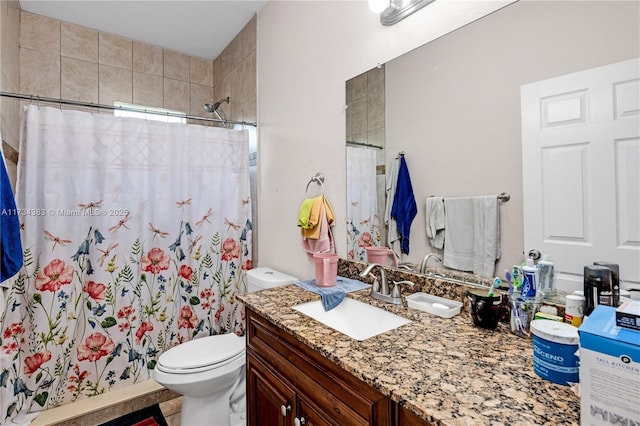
xmin=18 ymin=0 xmax=268 ymax=59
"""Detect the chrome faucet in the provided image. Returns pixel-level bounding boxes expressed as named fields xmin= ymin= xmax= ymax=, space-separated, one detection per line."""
xmin=419 ymin=253 xmax=442 ymax=274
xmin=359 ymin=263 xmax=413 ymax=305
xmin=360 ymin=263 xmax=388 ymax=295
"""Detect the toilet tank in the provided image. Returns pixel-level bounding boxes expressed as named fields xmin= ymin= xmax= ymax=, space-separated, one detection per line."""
xmin=246 ymin=267 xmax=298 ymax=293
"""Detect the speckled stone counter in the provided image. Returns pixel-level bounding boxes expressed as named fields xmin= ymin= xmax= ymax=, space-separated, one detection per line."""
xmin=239 ymin=263 xmax=580 ymax=425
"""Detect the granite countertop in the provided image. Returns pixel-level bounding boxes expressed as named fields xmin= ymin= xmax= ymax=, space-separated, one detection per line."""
xmin=239 ymin=276 xmax=581 ymax=425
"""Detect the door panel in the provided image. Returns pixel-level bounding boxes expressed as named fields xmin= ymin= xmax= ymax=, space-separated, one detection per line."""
xmin=522 ymin=58 xmax=640 ymax=293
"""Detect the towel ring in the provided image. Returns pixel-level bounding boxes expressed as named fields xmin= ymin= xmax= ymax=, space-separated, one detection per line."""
xmin=305 ymin=172 xmax=325 ymax=198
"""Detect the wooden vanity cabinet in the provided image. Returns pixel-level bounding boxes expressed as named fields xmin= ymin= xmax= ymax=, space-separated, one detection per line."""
xmin=246 ymin=308 xmax=392 ymax=426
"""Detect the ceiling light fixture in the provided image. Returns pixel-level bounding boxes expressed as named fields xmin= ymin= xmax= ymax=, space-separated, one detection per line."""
xmin=368 ymin=0 xmax=391 ymax=14
xmin=371 ymin=0 xmax=436 ymax=26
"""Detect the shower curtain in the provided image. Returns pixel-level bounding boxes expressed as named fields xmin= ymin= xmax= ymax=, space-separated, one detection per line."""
xmin=0 ymin=106 xmax=252 ymax=423
xmin=346 ymin=146 xmax=380 ymax=261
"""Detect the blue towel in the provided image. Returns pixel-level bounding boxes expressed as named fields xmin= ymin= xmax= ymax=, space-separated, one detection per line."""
xmin=391 ymin=156 xmax=417 ymax=254
xmin=0 ymin=150 xmax=23 ymax=284
xmin=295 ymin=276 xmax=370 ymax=311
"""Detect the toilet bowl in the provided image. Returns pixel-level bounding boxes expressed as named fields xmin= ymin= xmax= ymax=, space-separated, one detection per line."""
xmin=152 ymin=267 xmax=298 ymax=426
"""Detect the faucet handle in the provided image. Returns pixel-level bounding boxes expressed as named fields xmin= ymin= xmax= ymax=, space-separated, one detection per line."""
xmin=361 ymin=271 xmax=380 ymax=293
xmin=370 ymin=275 xmax=381 ymax=293
xmin=391 ymin=280 xmax=414 ymax=298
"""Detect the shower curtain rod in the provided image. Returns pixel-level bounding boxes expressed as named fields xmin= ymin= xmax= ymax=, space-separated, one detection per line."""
xmin=346 ymin=140 xmax=383 ymax=149
xmin=0 ymin=92 xmax=257 ymax=127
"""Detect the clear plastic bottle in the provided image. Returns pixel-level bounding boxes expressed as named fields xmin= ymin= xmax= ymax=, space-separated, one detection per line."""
xmin=537 ymin=254 xmax=555 ymax=300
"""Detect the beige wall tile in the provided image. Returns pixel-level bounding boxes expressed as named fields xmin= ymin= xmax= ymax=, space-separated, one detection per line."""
xmin=242 ymin=15 xmax=257 ymax=59
xmin=368 ymin=85 xmax=384 ymax=130
xmin=99 ymin=32 xmax=132 ymax=70
xmin=351 ymin=72 xmax=367 ymax=101
xmin=350 ymin=97 xmax=367 ymax=135
xmin=163 ymin=78 xmax=189 ymax=113
xmin=367 ymin=66 xmax=384 ymax=88
xmin=163 ymin=49 xmax=189 ymax=81
xmin=212 ymin=56 xmax=222 ymax=86
xmin=213 ymin=76 xmax=231 ymax=109
xmin=20 ymin=47 xmax=60 ymax=98
xmin=1 ymin=1 xmax=20 ymax=89
xmin=133 ymin=72 xmax=163 ymax=108
xmin=61 ymin=22 xmax=98 ymax=63
xmin=61 ymin=57 xmax=98 ymax=103
xmin=230 ymin=64 xmax=243 ymax=120
xmin=189 ymin=83 xmax=213 ymax=116
xmin=133 ymin=41 xmax=163 ymax=76
xmin=190 ymin=56 xmax=213 ymax=87
xmin=242 ymin=52 xmax=257 ymax=123
xmin=219 ymin=34 xmax=243 ymax=79
xmin=20 ymin=11 xmax=60 ymax=53
xmin=99 ymin=65 xmax=132 ymax=105
xmin=1 ymin=94 xmax=20 ymax=150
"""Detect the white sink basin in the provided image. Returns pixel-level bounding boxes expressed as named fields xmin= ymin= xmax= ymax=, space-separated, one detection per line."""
xmin=292 ymin=298 xmax=411 ymax=341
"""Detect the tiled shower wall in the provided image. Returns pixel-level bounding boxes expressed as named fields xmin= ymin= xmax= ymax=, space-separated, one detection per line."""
xmin=0 ymin=6 xmax=257 ymax=186
xmin=0 ymin=0 xmax=21 ymax=188
xmin=0 ymin=5 xmax=257 ymax=424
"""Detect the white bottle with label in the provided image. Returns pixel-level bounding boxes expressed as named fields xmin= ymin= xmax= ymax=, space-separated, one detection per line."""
xmin=521 ymin=258 xmax=538 ymax=298
xmin=537 ymin=254 xmax=555 ymax=300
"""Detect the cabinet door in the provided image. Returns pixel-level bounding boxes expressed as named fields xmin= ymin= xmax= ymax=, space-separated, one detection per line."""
xmin=247 ymin=352 xmax=296 ymax=426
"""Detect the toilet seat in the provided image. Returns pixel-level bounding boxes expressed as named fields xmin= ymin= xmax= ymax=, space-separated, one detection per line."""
xmin=156 ymin=333 xmax=245 ymax=374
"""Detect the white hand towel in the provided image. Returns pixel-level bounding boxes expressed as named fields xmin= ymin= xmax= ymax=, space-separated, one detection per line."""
xmin=443 ymin=196 xmax=500 ymax=276
xmin=472 ymin=196 xmax=500 ymax=277
xmin=425 ymin=197 xmax=445 ymax=249
xmin=443 ymin=197 xmax=475 ymax=272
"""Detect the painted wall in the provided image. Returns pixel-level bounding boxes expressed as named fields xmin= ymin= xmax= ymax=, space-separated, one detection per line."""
xmin=256 ymin=0 xmax=515 ymax=280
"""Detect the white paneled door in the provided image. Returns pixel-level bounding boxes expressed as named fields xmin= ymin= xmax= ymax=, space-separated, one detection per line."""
xmin=521 ymin=58 xmax=640 ymax=294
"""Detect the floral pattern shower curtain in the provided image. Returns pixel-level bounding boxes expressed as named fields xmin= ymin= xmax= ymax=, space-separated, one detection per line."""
xmin=346 ymin=146 xmax=380 ymax=261
xmin=0 ymin=106 xmax=252 ymax=423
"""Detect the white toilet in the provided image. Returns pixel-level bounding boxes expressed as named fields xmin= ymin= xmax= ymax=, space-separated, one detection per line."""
xmin=152 ymin=267 xmax=298 ymax=426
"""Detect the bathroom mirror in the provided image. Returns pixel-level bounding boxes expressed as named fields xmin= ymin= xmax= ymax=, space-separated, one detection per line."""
xmin=345 ymin=1 xmax=639 ymax=283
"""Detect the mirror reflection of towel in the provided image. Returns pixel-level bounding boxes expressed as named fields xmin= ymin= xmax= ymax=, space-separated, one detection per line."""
xmin=384 ymin=157 xmax=402 ymax=260
xmin=390 ymin=156 xmax=417 ymax=254
xmin=426 ymin=197 xmax=445 ymax=249
xmin=443 ymin=196 xmax=500 ymax=276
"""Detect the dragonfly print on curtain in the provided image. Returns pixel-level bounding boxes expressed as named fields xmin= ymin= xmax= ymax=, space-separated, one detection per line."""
xmin=0 ymin=106 xmax=252 ymax=423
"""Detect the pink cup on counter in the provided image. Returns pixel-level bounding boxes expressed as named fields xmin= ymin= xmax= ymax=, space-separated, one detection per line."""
xmin=313 ymin=253 xmax=338 ymax=287
xmin=365 ymin=246 xmax=398 ymax=267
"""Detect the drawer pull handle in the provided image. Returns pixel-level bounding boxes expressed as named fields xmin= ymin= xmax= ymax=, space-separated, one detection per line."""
xmin=280 ymin=404 xmax=291 ymax=417
xmin=295 ymin=417 xmax=307 ymax=426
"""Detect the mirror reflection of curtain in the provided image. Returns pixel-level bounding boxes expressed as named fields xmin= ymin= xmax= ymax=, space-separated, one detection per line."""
xmin=346 ymin=146 xmax=380 ymax=260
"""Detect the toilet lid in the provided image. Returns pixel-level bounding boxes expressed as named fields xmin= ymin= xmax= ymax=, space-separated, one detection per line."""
xmin=157 ymin=333 xmax=245 ymax=371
